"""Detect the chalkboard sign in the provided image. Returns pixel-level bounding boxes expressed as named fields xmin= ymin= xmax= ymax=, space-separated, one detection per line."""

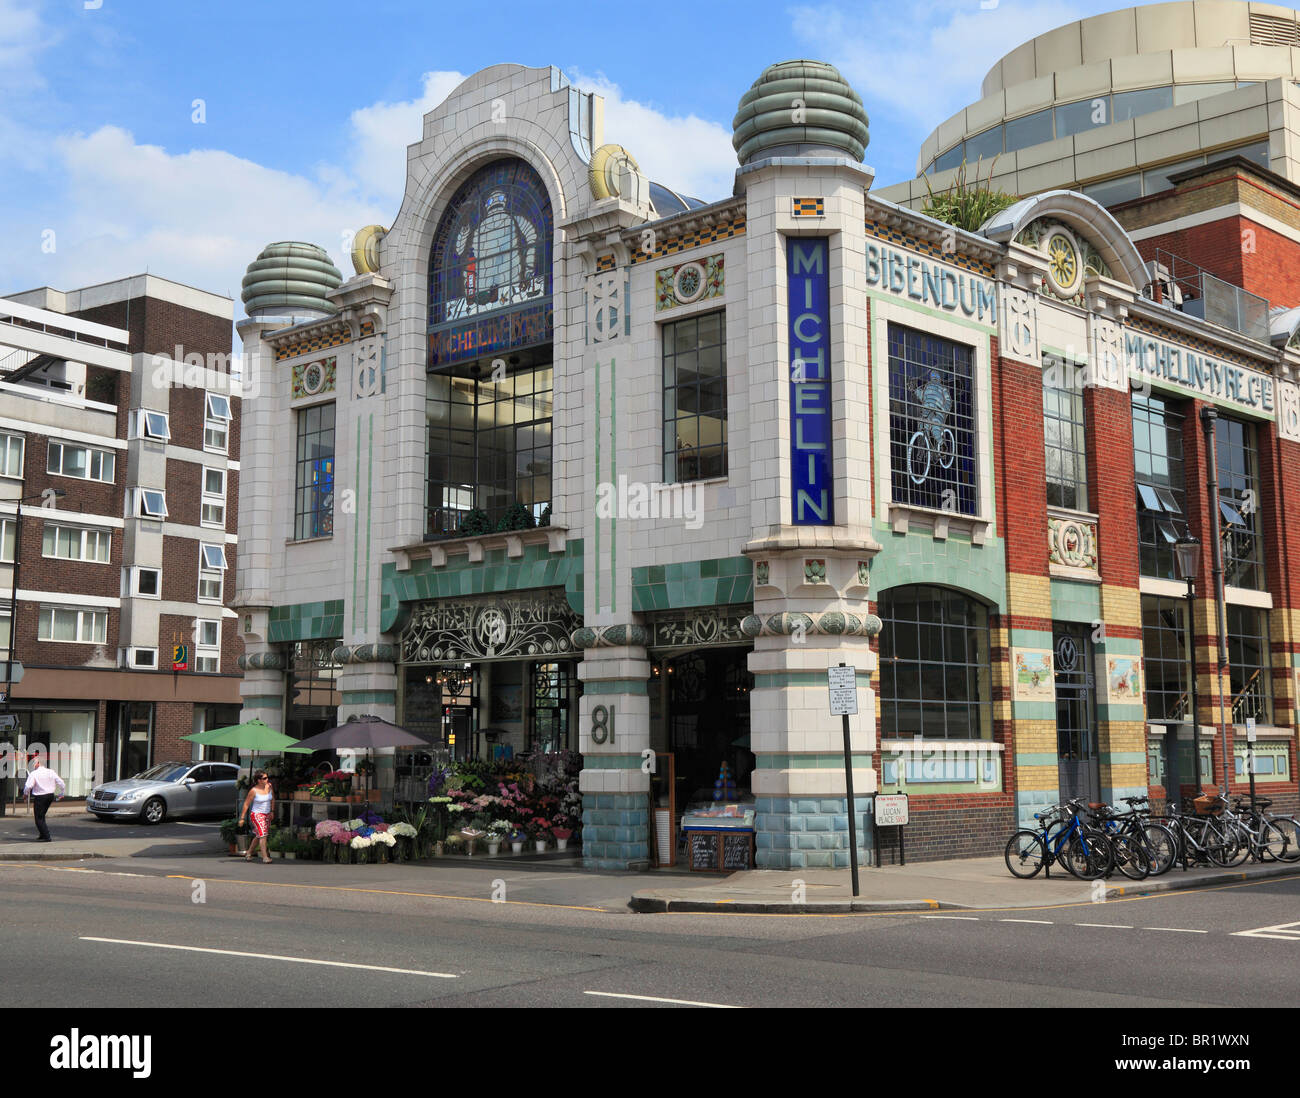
xmin=688 ymin=831 xmax=720 ymax=872
xmin=722 ymin=831 xmax=753 ymax=871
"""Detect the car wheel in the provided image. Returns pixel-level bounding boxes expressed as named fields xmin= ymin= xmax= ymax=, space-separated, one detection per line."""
xmin=141 ymin=797 xmax=166 ymax=825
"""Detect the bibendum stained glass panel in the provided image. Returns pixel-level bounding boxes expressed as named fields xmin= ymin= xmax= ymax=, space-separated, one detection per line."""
xmin=428 ymin=159 xmax=553 ymax=369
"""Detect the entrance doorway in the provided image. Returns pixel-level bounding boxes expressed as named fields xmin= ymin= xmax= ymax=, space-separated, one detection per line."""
xmin=1053 ymin=623 xmax=1099 ymax=804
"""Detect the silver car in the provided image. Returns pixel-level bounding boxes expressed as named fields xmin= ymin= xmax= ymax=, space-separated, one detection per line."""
xmin=87 ymin=761 xmax=241 ymax=825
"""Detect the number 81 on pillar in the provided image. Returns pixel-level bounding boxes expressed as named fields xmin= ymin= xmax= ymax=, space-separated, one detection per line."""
xmin=590 ymin=704 xmax=615 ymax=744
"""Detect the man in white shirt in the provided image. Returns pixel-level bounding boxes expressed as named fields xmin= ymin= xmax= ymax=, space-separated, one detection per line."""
xmin=22 ymin=754 xmax=65 ymax=843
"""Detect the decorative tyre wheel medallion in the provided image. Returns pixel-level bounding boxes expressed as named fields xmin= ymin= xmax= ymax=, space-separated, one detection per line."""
xmin=1043 ymin=227 xmax=1083 ymax=298
xmin=673 ymin=262 xmax=706 ymax=304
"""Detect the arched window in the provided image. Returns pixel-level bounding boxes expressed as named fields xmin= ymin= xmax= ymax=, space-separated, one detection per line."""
xmin=877 ymin=585 xmax=992 ymax=740
xmin=428 ymin=158 xmax=553 ymax=369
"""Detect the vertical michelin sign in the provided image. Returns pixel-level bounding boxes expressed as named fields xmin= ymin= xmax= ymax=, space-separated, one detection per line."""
xmin=789 ymin=238 xmax=833 ymax=524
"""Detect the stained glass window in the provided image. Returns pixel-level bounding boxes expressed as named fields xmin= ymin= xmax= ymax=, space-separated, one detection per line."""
xmin=888 ymin=324 xmax=977 ymax=515
xmin=294 ymin=402 xmax=334 ymax=540
xmin=428 ymin=159 xmax=553 ymax=369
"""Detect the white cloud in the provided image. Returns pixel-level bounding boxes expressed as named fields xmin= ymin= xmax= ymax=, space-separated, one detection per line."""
xmin=346 ymin=70 xmax=469 ymax=207
xmin=0 ymin=0 xmax=48 ymax=91
xmin=568 ymin=70 xmax=737 ymax=203
xmin=791 ymin=0 xmax=1088 ymax=130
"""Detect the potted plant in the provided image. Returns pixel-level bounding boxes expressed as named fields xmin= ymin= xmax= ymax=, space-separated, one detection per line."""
xmin=219 ymin=818 xmax=240 ymax=855
xmin=485 ymin=830 xmax=506 ymax=856
xmin=552 ymin=826 xmax=573 ymax=852
xmin=443 ymin=833 xmax=465 ymax=855
xmin=458 ymin=508 xmax=491 ymax=536
xmin=530 ymin=819 xmax=550 ymax=853
xmin=509 ymin=828 xmax=526 ymax=854
xmin=350 ymin=834 xmax=372 ymax=864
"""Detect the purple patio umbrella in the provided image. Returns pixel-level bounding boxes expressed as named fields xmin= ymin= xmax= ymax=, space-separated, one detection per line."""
xmin=292 ymin=717 xmax=432 ymax=803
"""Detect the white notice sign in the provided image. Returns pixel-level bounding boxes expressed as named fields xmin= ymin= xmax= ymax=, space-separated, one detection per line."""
xmin=827 ymin=666 xmax=858 ymax=715
xmin=1245 ymin=717 xmax=1257 ymax=743
xmin=875 ymin=794 xmax=909 ymax=826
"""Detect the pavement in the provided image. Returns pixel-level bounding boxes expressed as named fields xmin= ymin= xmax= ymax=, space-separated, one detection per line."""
xmin=2 ymin=800 xmax=1298 ymax=911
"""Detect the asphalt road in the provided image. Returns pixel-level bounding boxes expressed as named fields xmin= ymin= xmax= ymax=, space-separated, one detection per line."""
xmin=0 ymin=808 xmax=222 ymax=852
xmin=3 ymin=855 xmax=1299 ymax=1010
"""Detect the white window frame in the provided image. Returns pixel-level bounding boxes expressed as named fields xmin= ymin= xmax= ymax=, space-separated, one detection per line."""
xmin=131 ymin=566 xmax=161 ymax=599
xmin=127 ymin=646 xmax=157 ymax=669
xmin=0 ymin=518 xmax=14 ymax=564
xmin=200 ymin=543 xmax=227 ymax=571
xmin=201 ymin=467 xmax=226 ymax=528
xmin=137 ymin=410 xmax=171 ymax=442
xmin=38 ymin=606 xmax=108 ymax=645
xmin=195 ymin=618 xmax=220 ymax=672
xmin=42 ymin=523 xmax=111 ymax=564
xmin=198 ymin=543 xmax=224 ymax=603
xmin=204 ymin=392 xmax=231 ymax=453
xmin=136 ymin=489 xmax=168 ymax=519
xmin=0 ymin=433 xmax=25 ymax=479
xmin=0 ymin=611 xmax=10 ymax=654
xmin=47 ymin=441 xmax=116 ymax=484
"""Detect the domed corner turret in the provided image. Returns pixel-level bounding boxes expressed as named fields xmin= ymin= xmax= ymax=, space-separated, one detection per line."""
xmin=732 ymin=59 xmax=869 ymax=166
xmin=240 ymin=241 xmax=343 ymax=321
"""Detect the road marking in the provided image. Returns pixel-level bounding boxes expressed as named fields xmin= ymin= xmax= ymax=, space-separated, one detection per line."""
xmin=999 ymin=918 xmax=1054 ymax=924
xmin=584 ymin=991 xmax=739 ymax=1008
xmin=1143 ymin=927 xmax=1207 ymax=934
xmin=921 ymin=915 xmax=979 ymax=921
xmin=1074 ymin=923 xmax=1133 ymax=929
xmin=80 ymin=937 xmax=459 ymax=978
xmin=1231 ymin=920 xmax=1300 ymax=941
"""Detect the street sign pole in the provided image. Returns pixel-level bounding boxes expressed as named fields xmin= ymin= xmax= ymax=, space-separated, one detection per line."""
xmin=1245 ymin=716 xmax=1257 ymax=812
xmin=828 ymin=663 xmax=860 ymax=898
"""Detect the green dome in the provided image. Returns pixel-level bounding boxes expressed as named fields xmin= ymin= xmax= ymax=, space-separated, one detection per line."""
xmin=241 ymin=241 xmax=342 ymax=317
xmin=732 ymin=60 xmax=869 ymax=165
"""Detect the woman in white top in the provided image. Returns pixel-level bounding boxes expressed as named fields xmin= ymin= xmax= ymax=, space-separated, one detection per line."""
xmin=238 ymin=771 xmax=274 ymax=863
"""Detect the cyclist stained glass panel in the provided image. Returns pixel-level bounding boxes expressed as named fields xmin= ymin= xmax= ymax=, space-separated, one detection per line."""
xmin=888 ymin=324 xmax=977 ymax=514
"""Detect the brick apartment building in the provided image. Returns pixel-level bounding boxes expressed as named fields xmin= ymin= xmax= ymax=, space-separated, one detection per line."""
xmin=0 ymin=276 xmax=242 ymax=799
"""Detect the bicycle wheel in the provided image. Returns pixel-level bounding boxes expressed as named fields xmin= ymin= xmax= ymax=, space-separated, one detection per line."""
xmin=908 ymin=431 xmax=931 ymax=484
xmin=1107 ymin=832 xmax=1147 ymax=880
xmin=1221 ymin=821 xmax=1251 ymax=866
xmin=1004 ymin=831 xmax=1047 ymax=879
xmin=1204 ymin=821 xmax=1242 ymax=868
xmin=1268 ymin=816 xmax=1300 ymax=863
xmin=1062 ymin=832 xmax=1111 ymax=880
xmin=1140 ymin=823 xmax=1178 ymax=877
xmin=1256 ymin=821 xmax=1290 ymax=862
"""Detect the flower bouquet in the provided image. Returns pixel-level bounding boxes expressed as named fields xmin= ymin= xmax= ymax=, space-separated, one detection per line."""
xmin=443 ymin=833 xmax=465 ymax=854
xmin=459 ymin=826 xmax=486 ymax=856
xmin=371 ymin=830 xmax=396 ymax=863
xmin=388 ymin=821 xmax=417 ymax=861
xmin=350 ymin=834 xmax=373 ymax=864
xmin=551 ymin=826 xmax=573 ymax=851
xmin=508 ymin=828 xmax=526 ymax=854
xmin=529 ymin=818 xmax=551 ymax=852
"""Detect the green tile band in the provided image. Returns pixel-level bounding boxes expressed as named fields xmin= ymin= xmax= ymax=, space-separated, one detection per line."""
xmin=341 ymin=690 xmax=397 ymax=705
xmin=753 ymin=670 xmax=873 ymax=688
xmin=583 ymin=679 xmax=649 ymax=695
xmin=242 ymin=695 xmax=283 ymax=709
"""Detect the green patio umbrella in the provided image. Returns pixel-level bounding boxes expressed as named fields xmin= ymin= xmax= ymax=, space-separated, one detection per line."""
xmin=182 ymin=719 xmax=311 ymax=754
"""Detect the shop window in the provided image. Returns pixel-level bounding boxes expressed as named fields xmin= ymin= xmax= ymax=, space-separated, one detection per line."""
xmin=1234 ymin=741 xmax=1290 ymax=782
xmin=42 ymin=523 xmax=111 ymax=563
xmin=1215 ymin=416 xmax=1264 ymax=590
xmin=47 ymin=441 xmax=115 ymax=483
xmin=1141 ymin=595 xmax=1189 ymax=722
xmin=888 ymin=324 xmax=977 ymax=515
xmin=286 ymin=639 xmax=342 ymax=737
xmin=877 ymin=585 xmax=993 ymax=741
xmin=1043 ymin=360 xmax=1088 ymax=511
xmin=1227 ymin=604 xmax=1271 ymax=725
xmin=38 ymin=606 xmax=108 ymax=644
xmin=1132 ymin=393 xmax=1186 ymax=579
xmin=662 ymin=310 xmax=727 ymax=482
xmin=294 ymin=402 xmax=334 ymax=540
xmin=0 ymin=433 xmax=24 ymax=478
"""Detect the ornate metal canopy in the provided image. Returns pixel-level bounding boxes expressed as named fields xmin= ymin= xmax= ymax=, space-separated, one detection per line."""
xmin=400 ymin=591 xmax=579 ymax=664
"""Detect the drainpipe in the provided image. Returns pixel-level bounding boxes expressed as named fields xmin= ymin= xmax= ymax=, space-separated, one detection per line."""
xmin=1200 ymin=406 xmax=1231 ymax=795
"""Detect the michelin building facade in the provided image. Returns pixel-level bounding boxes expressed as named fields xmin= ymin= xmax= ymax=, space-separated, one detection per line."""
xmin=235 ymin=45 xmax=1300 ymax=867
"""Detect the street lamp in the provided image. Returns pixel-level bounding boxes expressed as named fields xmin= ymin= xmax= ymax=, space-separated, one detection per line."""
xmin=1174 ymin=531 xmax=1202 ymax=803
xmin=3 ymin=489 xmax=64 ymax=815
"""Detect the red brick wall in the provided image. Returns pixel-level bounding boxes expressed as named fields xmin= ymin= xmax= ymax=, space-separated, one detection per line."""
xmin=994 ymin=354 xmax=1048 ymax=576
xmin=1135 ymin=216 xmax=1300 ymax=309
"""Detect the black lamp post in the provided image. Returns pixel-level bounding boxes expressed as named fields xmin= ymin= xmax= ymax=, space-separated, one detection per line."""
xmin=1174 ymin=532 xmax=1202 ymax=801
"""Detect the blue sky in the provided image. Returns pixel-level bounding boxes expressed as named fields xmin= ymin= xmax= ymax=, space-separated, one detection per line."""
xmin=0 ymin=0 xmax=1167 ymax=313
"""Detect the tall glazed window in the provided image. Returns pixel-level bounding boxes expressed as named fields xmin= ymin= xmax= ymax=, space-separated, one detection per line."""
xmin=1215 ymin=417 xmax=1264 ymax=590
xmin=663 ymin=310 xmax=726 ymax=482
xmin=1043 ymin=361 xmax=1087 ymax=511
xmin=1132 ymin=393 xmax=1185 ymax=579
xmin=294 ymin=403 xmax=335 ymax=540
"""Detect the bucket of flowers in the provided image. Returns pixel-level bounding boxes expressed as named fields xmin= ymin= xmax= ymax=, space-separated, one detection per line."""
xmin=529 ymin=818 xmax=551 ymax=853
xmin=487 ymin=819 xmax=512 ymax=856
xmin=551 ymin=823 xmax=574 ymax=852
xmin=350 ymin=833 xmax=373 ymax=864
xmin=371 ymin=829 xmax=396 ymax=863
xmin=460 ymin=823 xmax=486 ymax=856
xmin=509 ymin=828 xmax=526 ymax=854
xmin=443 ymin=833 xmax=465 ymax=855
xmin=388 ymin=821 xmax=417 ymax=862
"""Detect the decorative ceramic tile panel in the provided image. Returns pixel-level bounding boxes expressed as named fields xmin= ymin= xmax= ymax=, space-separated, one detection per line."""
xmin=792 ymin=197 xmax=824 ymax=217
xmin=655 ymin=254 xmax=724 ymax=312
xmin=292 ymin=356 xmax=336 ymax=400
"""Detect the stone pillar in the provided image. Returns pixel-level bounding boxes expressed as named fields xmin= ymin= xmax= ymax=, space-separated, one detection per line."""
xmin=236 ymin=612 xmax=285 ymax=733
xmin=744 ymin=554 xmax=879 ymax=869
xmin=574 ymin=625 xmax=651 ymax=870
xmin=334 ymin=643 xmax=399 ymax=791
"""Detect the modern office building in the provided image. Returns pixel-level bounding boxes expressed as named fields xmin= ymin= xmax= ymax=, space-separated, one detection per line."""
xmin=0 ymin=277 xmax=242 ymax=799
xmin=877 ymin=1 xmax=1300 ymax=210
xmin=234 ymin=51 xmax=1300 ymax=869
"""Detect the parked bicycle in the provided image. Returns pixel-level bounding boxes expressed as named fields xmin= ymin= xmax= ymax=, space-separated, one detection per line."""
xmin=1154 ymin=793 xmax=1243 ymax=869
xmin=1004 ymin=797 xmax=1113 ymax=880
xmin=1222 ymin=795 xmax=1296 ymax=863
xmin=1086 ymin=796 xmax=1177 ymax=879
